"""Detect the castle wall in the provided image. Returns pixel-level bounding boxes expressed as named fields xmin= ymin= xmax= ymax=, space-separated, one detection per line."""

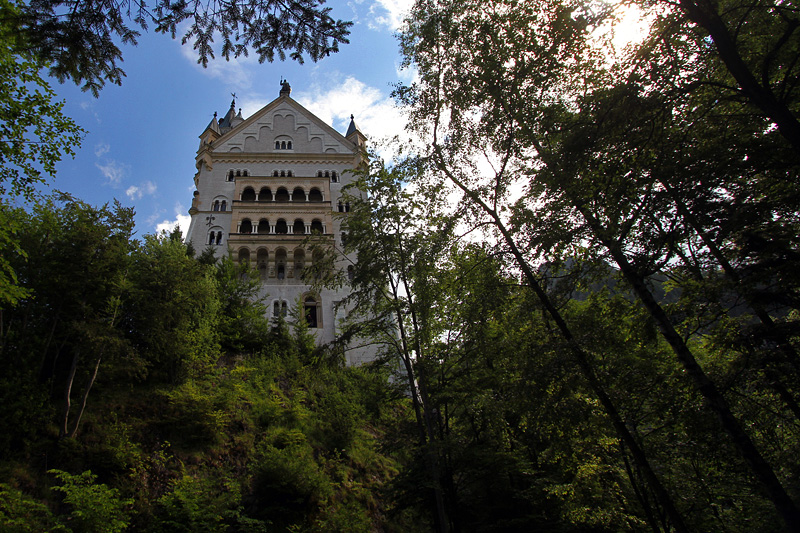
xmin=185 ymin=90 xmax=372 ymax=365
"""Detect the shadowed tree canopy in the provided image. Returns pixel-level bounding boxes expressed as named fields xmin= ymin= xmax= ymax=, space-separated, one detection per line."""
xmin=5 ymin=0 xmax=352 ymax=95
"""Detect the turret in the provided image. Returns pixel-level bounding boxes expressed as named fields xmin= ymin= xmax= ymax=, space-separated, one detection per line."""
xmin=345 ymin=114 xmax=367 ymax=152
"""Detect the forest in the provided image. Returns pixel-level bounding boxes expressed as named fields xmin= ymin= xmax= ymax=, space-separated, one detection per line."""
xmin=2 ymin=0 xmax=800 ymax=530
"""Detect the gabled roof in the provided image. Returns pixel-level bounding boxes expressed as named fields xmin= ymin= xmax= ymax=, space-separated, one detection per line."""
xmin=209 ymin=93 xmax=359 ymax=153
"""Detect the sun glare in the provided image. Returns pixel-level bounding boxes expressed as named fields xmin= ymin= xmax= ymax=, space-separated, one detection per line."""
xmin=592 ymin=2 xmax=655 ymax=62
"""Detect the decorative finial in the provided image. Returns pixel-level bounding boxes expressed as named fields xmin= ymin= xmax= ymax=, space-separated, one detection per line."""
xmin=350 ymin=114 xmax=354 ymax=120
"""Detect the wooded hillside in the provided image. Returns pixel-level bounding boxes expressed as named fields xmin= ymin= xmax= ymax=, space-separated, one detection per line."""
xmin=2 ymin=0 xmax=800 ymax=529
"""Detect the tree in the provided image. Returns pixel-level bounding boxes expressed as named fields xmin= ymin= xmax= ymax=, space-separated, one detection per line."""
xmin=336 ymin=157 xmax=696 ymax=531
xmin=0 ymin=194 xmax=136 ymax=441
xmin=122 ymin=232 xmax=221 ymax=383
xmin=336 ymin=158 xmax=455 ymax=531
xmin=0 ymin=0 xmax=84 ymax=305
xmin=4 ymin=0 xmax=352 ymax=95
xmin=397 ymin=0 xmax=800 ymax=528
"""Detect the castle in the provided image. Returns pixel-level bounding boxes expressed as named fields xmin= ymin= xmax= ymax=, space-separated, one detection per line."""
xmin=185 ymin=81 xmax=372 ymax=365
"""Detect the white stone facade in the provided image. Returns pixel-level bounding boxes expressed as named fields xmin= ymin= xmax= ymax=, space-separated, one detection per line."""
xmin=185 ymin=83 xmax=373 ymax=365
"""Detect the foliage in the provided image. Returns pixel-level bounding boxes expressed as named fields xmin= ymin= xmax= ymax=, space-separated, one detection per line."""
xmin=0 ymin=0 xmax=84 ymax=305
xmin=0 ymin=194 xmax=136 ymax=441
xmin=156 ymin=473 xmax=241 ymax=532
xmin=0 ymin=483 xmax=66 ymax=532
xmin=213 ymin=256 xmax=271 ymax=354
xmin=7 ymin=0 xmax=352 ymax=96
xmin=123 ymin=232 xmax=221 ymax=383
xmin=394 ymin=0 xmax=800 ymax=528
xmin=49 ymin=469 xmax=133 ymax=532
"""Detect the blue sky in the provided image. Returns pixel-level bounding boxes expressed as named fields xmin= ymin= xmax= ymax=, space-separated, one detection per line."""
xmin=48 ymin=0 xmax=414 ymax=237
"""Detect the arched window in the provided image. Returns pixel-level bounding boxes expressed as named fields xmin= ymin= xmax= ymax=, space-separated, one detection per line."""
xmin=281 ymin=141 xmax=286 ymax=149
xmin=275 ymin=219 xmax=288 ymax=234
xmin=309 ymin=188 xmax=323 ymax=202
xmin=311 ymin=219 xmax=323 ymax=234
xmin=221 ymin=200 xmax=227 ymax=211
xmin=347 ymin=265 xmax=354 ymax=281
xmin=275 ymin=187 xmax=289 ymax=202
xmin=338 ymin=201 xmax=343 ymax=212
xmin=216 ymin=231 xmax=222 ymax=245
xmin=242 ymin=187 xmax=256 ymax=202
xmin=287 ymin=141 xmax=292 ymax=149
xmin=280 ymin=170 xmax=286 ymax=177
xmin=208 ymin=232 xmax=215 ymax=245
xmin=236 ymin=170 xmax=241 ymax=177
xmin=288 ymin=170 xmax=293 ymax=177
xmin=304 ymin=296 xmax=319 ymax=328
xmin=213 ymin=200 xmax=219 ymax=211
xmin=258 ymin=218 xmax=269 ymax=234
xmin=292 ymin=187 xmax=304 ymax=202
xmin=240 ymin=219 xmax=253 ymax=234
xmin=228 ymin=170 xmax=234 ymax=181
xmin=273 ymin=300 xmax=288 ymax=318
xmin=257 ymin=249 xmax=268 ymax=278
xmin=293 ymin=219 xmax=305 ymax=235
xmin=324 ymin=171 xmax=330 ymax=178
xmin=238 ymin=248 xmax=250 ymax=268
xmin=331 ymin=171 xmax=338 ymax=183
xmin=275 ymin=249 xmax=287 ymax=280
xmin=243 ymin=170 xmax=248 ymax=176
xmin=275 ymin=141 xmax=280 ymax=149
xmin=273 ymin=170 xmax=279 ymax=177
xmin=317 ymin=171 xmax=323 ymax=177
xmin=259 ymin=187 xmax=272 ymax=201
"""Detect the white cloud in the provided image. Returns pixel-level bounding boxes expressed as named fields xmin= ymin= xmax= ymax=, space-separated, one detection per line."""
xmin=155 ymin=204 xmax=192 ymax=236
xmin=125 ymin=180 xmax=157 ymax=200
xmin=178 ymin=38 xmax=256 ymax=90
xmin=95 ymin=160 xmax=129 ymax=186
xmin=368 ymin=0 xmax=414 ymax=30
xmin=395 ymin=62 xmax=417 ymax=85
xmin=94 ymin=143 xmax=110 ymax=157
xmin=296 ymin=76 xmax=406 ymax=146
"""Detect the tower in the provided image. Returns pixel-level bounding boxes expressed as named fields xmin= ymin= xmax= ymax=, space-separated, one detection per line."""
xmin=185 ymin=82 xmax=371 ymax=364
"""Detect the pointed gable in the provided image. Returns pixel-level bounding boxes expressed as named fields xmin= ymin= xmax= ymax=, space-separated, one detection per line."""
xmin=211 ymin=96 xmax=357 ymax=156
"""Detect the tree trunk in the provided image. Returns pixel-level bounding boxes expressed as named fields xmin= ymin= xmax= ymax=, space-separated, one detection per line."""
xmin=678 ymin=0 xmax=800 ymax=153
xmin=67 ymin=355 xmax=101 ymax=439
xmin=59 ymin=351 xmax=78 ymax=439
xmin=431 ymin=149 xmax=689 ymax=533
xmin=579 ymin=206 xmax=800 ymax=531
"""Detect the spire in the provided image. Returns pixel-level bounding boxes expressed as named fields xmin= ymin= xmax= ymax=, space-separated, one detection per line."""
xmin=204 ymin=112 xmax=221 ymax=135
xmin=218 ymin=97 xmax=237 ymax=130
xmin=231 ymin=107 xmax=244 ymax=127
xmin=345 ymin=114 xmax=367 ymax=152
xmin=345 ymin=114 xmax=359 ymax=137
